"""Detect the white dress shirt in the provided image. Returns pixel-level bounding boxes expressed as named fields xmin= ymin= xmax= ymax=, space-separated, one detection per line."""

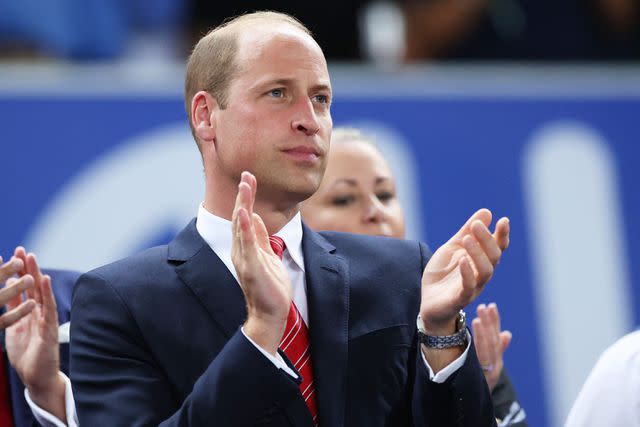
xmin=564 ymin=330 xmax=640 ymax=427
xmin=26 ymin=372 xmax=78 ymax=427
xmin=27 ymin=203 xmax=470 ymax=426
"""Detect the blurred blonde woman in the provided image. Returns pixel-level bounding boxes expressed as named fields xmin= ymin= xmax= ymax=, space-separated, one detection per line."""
xmin=301 ymin=128 xmax=526 ymax=427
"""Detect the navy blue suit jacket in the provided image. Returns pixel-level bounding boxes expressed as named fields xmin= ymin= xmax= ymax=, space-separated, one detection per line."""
xmin=71 ymin=220 xmax=495 ymax=426
xmin=5 ymin=269 xmax=78 ymax=427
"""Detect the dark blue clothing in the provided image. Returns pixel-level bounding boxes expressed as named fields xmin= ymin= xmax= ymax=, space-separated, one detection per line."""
xmin=71 ymin=220 xmax=495 ymax=426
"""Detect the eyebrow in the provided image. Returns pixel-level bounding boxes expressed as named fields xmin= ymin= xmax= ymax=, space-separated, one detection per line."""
xmin=254 ymin=78 xmax=294 ymax=89
xmin=310 ymin=83 xmax=332 ymax=95
xmin=250 ymin=78 xmax=332 ymax=95
xmin=331 ymin=178 xmax=357 ymax=187
xmin=330 ymin=176 xmax=390 ymax=187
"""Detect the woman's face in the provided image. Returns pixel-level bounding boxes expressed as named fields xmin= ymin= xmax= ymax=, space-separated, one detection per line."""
xmin=301 ymin=140 xmax=405 ymax=238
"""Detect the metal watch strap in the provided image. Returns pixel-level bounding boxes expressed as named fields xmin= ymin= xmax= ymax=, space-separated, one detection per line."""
xmin=417 ymin=311 xmax=467 ymax=349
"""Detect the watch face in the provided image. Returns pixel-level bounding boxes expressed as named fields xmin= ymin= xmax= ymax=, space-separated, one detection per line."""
xmin=456 ymin=310 xmax=466 ymax=332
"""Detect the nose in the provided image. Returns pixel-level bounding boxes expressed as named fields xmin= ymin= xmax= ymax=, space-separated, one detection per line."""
xmin=363 ymin=195 xmax=386 ymax=224
xmin=291 ymin=98 xmax=320 ymax=136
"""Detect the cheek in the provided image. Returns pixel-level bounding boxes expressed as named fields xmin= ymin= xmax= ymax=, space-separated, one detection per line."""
xmin=308 ymin=206 xmax=359 ymax=232
xmin=218 ymin=112 xmax=264 ymax=167
xmin=221 ymin=104 xmax=266 ymax=140
xmin=389 ymin=204 xmax=406 ymax=237
xmin=330 ymin=209 xmax=360 ymax=229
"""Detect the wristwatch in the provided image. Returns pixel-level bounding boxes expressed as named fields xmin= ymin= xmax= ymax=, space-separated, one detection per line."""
xmin=417 ymin=311 xmax=468 ymax=349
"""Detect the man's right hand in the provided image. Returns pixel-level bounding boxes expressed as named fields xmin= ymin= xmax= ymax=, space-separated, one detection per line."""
xmin=231 ymin=171 xmax=291 ymax=356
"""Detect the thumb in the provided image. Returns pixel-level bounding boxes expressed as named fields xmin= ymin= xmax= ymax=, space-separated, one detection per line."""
xmin=499 ymin=330 xmax=512 ymax=353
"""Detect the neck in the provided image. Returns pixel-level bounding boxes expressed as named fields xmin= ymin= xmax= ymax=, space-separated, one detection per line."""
xmin=204 ymin=181 xmax=300 ymax=235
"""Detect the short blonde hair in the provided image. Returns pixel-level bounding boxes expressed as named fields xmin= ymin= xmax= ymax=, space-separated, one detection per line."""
xmin=184 ymin=11 xmax=312 ymax=152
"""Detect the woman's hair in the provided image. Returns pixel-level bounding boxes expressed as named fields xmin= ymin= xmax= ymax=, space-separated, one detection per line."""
xmin=330 ymin=127 xmax=376 ymax=147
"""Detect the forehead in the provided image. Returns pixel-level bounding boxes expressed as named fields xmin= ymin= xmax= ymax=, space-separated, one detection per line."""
xmin=233 ymin=22 xmax=330 ymax=86
xmin=326 ymin=142 xmax=393 ymax=179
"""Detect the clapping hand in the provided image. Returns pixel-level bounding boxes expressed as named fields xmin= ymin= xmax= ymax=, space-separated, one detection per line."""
xmin=0 ymin=254 xmax=36 ymax=329
xmin=5 ymin=247 xmax=67 ymax=423
xmin=420 ymin=209 xmax=509 ymax=370
xmin=472 ymin=303 xmax=512 ymax=391
xmin=231 ymin=171 xmax=292 ymax=355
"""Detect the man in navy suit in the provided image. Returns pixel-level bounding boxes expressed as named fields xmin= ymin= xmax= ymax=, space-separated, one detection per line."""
xmin=71 ymin=11 xmax=510 ymax=426
xmin=1 ymin=247 xmax=78 ymax=427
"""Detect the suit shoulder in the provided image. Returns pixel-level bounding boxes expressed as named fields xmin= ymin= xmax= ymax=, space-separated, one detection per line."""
xmin=78 ymin=245 xmax=171 ymax=290
xmin=317 ymin=231 xmax=431 ymax=284
xmin=318 ymin=231 xmax=428 ymax=259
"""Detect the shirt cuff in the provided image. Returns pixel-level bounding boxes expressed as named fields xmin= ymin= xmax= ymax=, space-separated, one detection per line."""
xmin=24 ymin=371 xmax=79 ymax=427
xmin=241 ymin=326 xmax=299 ymax=379
xmin=420 ymin=330 xmax=471 ymax=383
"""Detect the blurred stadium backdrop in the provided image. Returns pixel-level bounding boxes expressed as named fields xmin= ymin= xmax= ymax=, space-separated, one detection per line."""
xmin=2 ymin=64 xmax=639 ymax=427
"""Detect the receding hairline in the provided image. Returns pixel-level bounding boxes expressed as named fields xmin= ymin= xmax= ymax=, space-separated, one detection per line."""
xmin=225 ymin=15 xmax=321 ymax=73
xmin=212 ymin=12 xmax=313 ymax=46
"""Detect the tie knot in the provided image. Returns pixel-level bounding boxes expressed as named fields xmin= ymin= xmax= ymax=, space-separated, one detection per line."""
xmin=269 ymin=235 xmax=286 ymax=260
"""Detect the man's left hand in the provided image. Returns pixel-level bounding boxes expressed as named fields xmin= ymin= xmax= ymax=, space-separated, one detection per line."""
xmin=419 ymin=209 xmax=509 ymax=370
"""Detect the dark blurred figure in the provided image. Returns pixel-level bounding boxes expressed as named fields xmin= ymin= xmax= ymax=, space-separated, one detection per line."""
xmin=188 ymin=1 xmax=370 ymax=60
xmin=402 ymin=0 xmax=640 ymax=61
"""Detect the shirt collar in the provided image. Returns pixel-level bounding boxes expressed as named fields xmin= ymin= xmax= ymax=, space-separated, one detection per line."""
xmin=195 ymin=203 xmax=305 ymax=272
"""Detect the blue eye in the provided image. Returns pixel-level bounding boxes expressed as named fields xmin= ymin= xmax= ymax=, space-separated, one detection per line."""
xmin=269 ymin=88 xmax=284 ymax=98
xmin=314 ymin=94 xmax=329 ymax=104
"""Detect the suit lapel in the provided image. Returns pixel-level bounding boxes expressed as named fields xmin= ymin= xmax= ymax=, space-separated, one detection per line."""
xmin=168 ymin=220 xmax=247 ymax=338
xmin=168 ymin=220 xmax=350 ymax=425
xmin=302 ymin=224 xmax=349 ymax=427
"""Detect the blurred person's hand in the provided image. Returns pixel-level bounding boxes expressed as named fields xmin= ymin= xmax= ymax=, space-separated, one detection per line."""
xmin=6 ymin=247 xmax=67 ymax=423
xmin=472 ymin=303 xmax=512 ymax=391
xmin=0 ymin=254 xmax=36 ymax=329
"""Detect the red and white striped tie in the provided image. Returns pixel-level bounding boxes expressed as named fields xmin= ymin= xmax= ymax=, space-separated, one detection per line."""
xmin=269 ymin=235 xmax=319 ymax=426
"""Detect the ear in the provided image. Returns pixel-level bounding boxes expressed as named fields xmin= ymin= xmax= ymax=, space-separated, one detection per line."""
xmin=191 ymin=91 xmax=219 ymax=145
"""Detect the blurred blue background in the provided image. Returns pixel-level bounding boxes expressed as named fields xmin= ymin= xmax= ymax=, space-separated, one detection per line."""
xmin=3 ymin=65 xmax=639 ymax=427
xmin=2 ymin=1 xmax=640 ymax=426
